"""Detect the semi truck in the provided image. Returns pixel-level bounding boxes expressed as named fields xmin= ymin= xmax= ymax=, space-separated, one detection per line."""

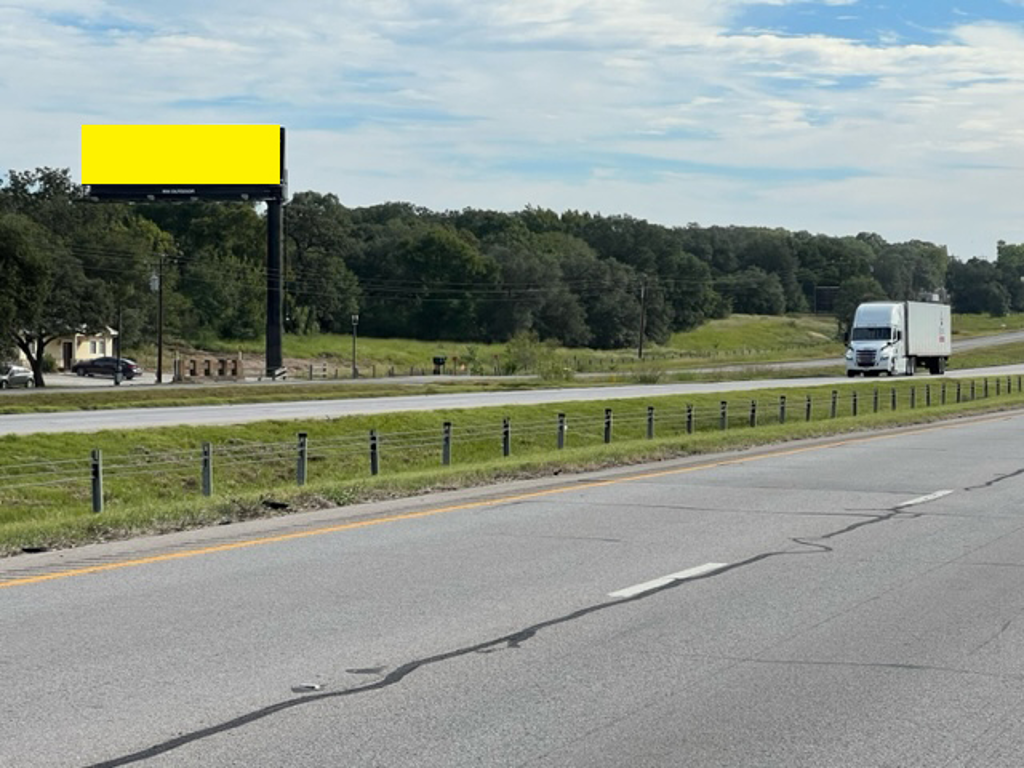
xmin=844 ymin=301 xmax=951 ymax=377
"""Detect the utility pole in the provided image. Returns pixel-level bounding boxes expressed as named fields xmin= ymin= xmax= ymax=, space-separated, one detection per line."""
xmin=351 ymin=313 xmax=359 ymax=379
xmin=156 ymin=254 xmax=164 ymax=384
xmin=637 ymin=277 xmax=648 ymax=360
xmin=114 ymin=301 xmax=123 ymax=386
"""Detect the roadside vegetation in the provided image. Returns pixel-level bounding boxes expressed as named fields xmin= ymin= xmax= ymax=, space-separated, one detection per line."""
xmin=3 ymin=374 xmax=1024 ymax=557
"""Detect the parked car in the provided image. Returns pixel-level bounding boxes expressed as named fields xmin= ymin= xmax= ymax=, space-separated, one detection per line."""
xmin=0 ymin=363 xmax=35 ymax=389
xmin=71 ymin=356 xmax=143 ymax=379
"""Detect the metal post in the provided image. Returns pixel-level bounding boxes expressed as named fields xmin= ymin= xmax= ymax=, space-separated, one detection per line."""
xmin=984 ymin=379 xmax=989 ymax=398
xmin=749 ymin=400 xmax=757 ymax=428
xmin=941 ymin=382 xmax=946 ymax=405
xmin=996 ymin=378 xmax=1001 ymax=397
xmin=604 ymin=409 xmax=613 ymax=444
xmin=308 ymin=364 xmax=314 ymax=381
xmin=201 ymin=442 xmax=213 ymax=497
xmin=114 ymin=301 xmax=122 ymax=386
xmin=266 ymin=198 xmax=284 ymax=378
xmin=970 ymin=380 xmax=976 ymax=401
xmin=686 ymin=405 xmax=694 ymax=434
xmin=805 ymin=395 xmax=812 ymax=422
xmin=830 ymin=390 xmax=838 ymax=419
xmin=637 ymin=278 xmax=647 ymax=360
xmin=557 ymin=413 xmax=566 ymax=450
xmin=925 ymin=384 xmax=931 ymax=407
xmin=351 ymin=314 xmax=359 ymax=379
xmin=647 ymin=406 xmax=655 ymax=439
xmin=503 ymin=418 xmax=512 ymax=456
xmin=779 ymin=395 xmax=786 ymax=425
xmin=873 ymin=387 xmax=879 ymax=414
xmin=91 ymin=449 xmax=103 ymax=513
xmin=297 ymin=432 xmax=308 ymax=486
xmin=891 ymin=387 xmax=897 ymax=411
xmin=156 ymin=253 xmax=164 ymax=384
xmin=442 ymin=422 xmax=452 ymax=466
xmin=910 ymin=387 xmax=916 ymax=409
xmin=956 ymin=381 xmax=962 ymax=403
xmin=369 ymin=430 xmax=379 ymax=475
xmin=852 ymin=390 xmax=858 ymax=417
xmin=720 ymin=401 xmax=728 ymax=431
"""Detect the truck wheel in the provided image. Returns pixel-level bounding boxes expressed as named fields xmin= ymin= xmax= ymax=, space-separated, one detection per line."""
xmin=847 ymin=371 xmax=856 ymax=378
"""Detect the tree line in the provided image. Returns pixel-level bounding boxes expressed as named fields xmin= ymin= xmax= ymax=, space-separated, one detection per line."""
xmin=1 ymin=168 xmax=1022 ymax=384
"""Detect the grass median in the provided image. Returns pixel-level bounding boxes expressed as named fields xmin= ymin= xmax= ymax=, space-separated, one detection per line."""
xmin=3 ymin=375 xmax=1024 ymax=557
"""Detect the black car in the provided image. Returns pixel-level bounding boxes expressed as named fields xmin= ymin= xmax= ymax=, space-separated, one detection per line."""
xmin=71 ymin=356 xmax=143 ymax=379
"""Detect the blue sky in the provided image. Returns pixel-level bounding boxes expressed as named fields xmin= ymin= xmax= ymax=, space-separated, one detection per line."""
xmin=1 ymin=0 xmax=1023 ymax=258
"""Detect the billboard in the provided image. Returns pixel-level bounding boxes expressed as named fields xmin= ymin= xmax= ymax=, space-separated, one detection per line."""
xmin=81 ymin=124 xmax=285 ymax=201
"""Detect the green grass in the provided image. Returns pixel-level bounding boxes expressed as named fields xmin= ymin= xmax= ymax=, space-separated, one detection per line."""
xmin=3 ymin=375 xmax=1023 ymax=557
xmin=952 ymin=313 xmax=1024 ymax=337
xmin=949 ymin=341 xmax=1024 ymax=370
xmin=660 ymin=314 xmax=841 ymax=360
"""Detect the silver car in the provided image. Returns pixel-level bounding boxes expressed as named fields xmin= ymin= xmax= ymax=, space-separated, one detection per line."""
xmin=0 ymin=364 xmax=35 ymax=389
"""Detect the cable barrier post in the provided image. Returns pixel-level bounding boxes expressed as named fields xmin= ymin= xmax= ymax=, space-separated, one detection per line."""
xmin=503 ymin=418 xmax=512 ymax=456
xmin=91 ymin=449 xmax=103 ymax=513
xmin=201 ymin=442 xmax=213 ymax=497
xmin=297 ymin=432 xmax=308 ymax=486
xmin=557 ymin=413 xmax=566 ymax=450
xmin=369 ymin=430 xmax=380 ymax=475
xmin=779 ymin=396 xmax=786 ymax=425
xmin=604 ymin=409 xmax=613 ymax=444
xmin=686 ymin=405 xmax=694 ymax=434
xmin=442 ymin=422 xmax=452 ymax=466
xmin=647 ymin=406 xmax=656 ymax=439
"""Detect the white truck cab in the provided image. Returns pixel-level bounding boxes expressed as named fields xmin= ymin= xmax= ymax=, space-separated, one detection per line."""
xmin=845 ymin=301 xmax=950 ymax=377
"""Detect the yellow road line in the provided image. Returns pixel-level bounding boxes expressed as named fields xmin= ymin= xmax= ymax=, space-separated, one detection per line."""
xmin=0 ymin=413 xmax=1012 ymax=590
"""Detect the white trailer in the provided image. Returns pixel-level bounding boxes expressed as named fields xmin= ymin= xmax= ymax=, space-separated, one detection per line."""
xmin=845 ymin=301 xmax=951 ymax=377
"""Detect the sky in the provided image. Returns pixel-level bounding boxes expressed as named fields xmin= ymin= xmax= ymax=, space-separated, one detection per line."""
xmin=1 ymin=0 xmax=1023 ymax=260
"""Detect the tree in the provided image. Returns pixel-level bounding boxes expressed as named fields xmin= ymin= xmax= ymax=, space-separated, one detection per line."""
xmin=947 ymin=258 xmax=1009 ymax=316
xmin=284 ymin=192 xmax=361 ymax=333
xmin=715 ymin=267 xmax=787 ymax=315
xmin=833 ymin=275 xmax=887 ymax=339
xmin=0 ymin=213 xmax=107 ymax=385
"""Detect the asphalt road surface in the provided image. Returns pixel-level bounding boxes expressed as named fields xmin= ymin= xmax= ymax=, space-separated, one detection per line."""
xmin=5 ymin=411 xmax=1024 ymax=766
xmin=3 ymin=363 xmax=1024 ymax=436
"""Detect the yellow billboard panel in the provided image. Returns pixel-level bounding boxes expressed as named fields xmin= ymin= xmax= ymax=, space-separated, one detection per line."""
xmin=81 ymin=125 xmax=281 ymax=185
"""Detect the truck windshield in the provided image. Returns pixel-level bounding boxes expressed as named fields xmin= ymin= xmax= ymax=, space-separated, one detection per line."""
xmin=851 ymin=327 xmax=892 ymax=341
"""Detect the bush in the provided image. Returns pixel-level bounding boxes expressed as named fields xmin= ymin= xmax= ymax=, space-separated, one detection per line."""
xmin=631 ymin=365 xmax=665 ymax=384
xmin=41 ymin=354 xmax=57 ymax=373
xmin=501 ymin=332 xmax=573 ymax=381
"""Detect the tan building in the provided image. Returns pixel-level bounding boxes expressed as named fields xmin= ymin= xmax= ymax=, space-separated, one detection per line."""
xmin=16 ymin=327 xmax=119 ymax=371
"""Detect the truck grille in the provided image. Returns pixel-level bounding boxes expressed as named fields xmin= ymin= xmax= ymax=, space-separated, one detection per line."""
xmin=856 ymin=350 xmax=876 ymax=367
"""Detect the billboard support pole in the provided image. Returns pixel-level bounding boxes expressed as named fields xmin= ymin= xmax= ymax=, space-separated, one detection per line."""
xmin=266 ymin=197 xmax=285 ymax=379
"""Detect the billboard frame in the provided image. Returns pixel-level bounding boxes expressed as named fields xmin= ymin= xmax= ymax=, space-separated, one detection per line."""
xmin=81 ymin=126 xmax=288 ymax=378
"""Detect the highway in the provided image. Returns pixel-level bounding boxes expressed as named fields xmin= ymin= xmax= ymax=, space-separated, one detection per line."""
xmin=4 ymin=363 xmax=1024 ymax=436
xmin=5 ymin=411 xmax=1024 ymax=766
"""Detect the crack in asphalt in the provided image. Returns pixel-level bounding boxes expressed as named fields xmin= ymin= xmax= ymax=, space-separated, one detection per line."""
xmin=964 ymin=467 xmax=1024 ymax=492
xmin=738 ymin=657 xmax=1024 ymax=682
xmin=86 ymin=500 xmax=932 ymax=767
